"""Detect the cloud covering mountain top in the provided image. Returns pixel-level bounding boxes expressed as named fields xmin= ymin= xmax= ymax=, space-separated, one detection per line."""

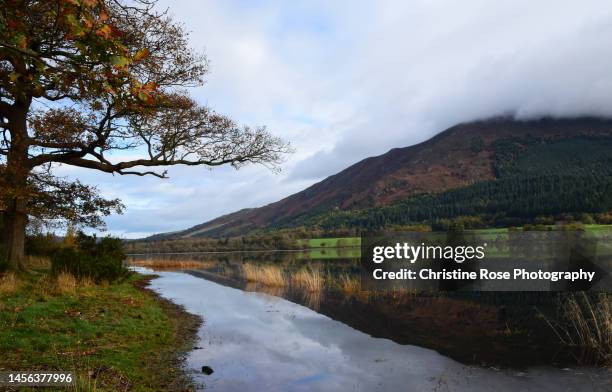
xmin=59 ymin=0 xmax=612 ymax=237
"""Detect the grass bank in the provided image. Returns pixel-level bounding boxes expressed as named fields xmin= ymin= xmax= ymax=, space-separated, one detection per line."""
xmin=0 ymin=269 xmax=201 ymax=391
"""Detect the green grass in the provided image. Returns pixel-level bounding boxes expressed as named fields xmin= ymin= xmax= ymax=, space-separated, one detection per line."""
xmin=294 ymin=237 xmax=361 ymax=259
xmin=295 ymin=237 xmax=361 ymax=249
xmin=584 ymin=224 xmax=612 ymax=233
xmin=296 ymin=247 xmax=362 ymax=260
xmin=473 ymin=228 xmax=510 ymax=234
xmin=292 ymin=225 xmax=612 ymax=259
xmin=0 ymin=271 xmax=199 ymax=391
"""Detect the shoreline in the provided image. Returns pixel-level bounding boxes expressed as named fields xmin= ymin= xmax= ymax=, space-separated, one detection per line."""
xmin=134 ymin=275 xmax=203 ymax=391
xmin=0 ymin=270 xmax=203 ymax=391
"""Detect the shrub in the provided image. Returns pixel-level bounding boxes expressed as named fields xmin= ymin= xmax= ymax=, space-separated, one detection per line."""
xmin=561 ymin=222 xmax=585 ymax=231
xmin=25 ymin=233 xmax=62 ymax=257
xmin=579 ymin=213 xmax=595 ymax=225
xmin=51 ymin=233 xmax=127 ymax=282
xmin=595 ymin=212 xmax=612 ymax=225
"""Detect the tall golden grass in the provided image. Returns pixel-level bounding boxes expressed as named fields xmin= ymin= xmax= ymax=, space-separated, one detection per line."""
xmin=54 ymin=272 xmax=97 ymax=295
xmin=79 ymin=276 xmax=95 ymax=288
xmin=56 ymin=272 xmax=78 ymax=295
xmin=544 ymin=293 xmax=611 ymax=366
xmin=242 ymin=263 xmax=286 ymax=287
xmin=292 ymin=267 xmax=324 ymax=292
xmin=0 ymin=272 xmax=19 ymax=295
xmin=129 ymin=259 xmax=214 ymax=270
xmin=338 ymin=273 xmax=360 ymax=296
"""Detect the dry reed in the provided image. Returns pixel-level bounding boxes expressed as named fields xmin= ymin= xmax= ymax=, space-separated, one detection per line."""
xmin=242 ymin=263 xmax=286 ymax=287
xmin=337 ymin=274 xmax=360 ymax=296
xmin=0 ymin=272 xmax=19 ymax=295
xmin=56 ymin=272 xmax=78 ymax=295
xmin=79 ymin=276 xmax=96 ymax=288
xmin=292 ymin=267 xmax=324 ymax=292
xmin=543 ymin=293 xmax=611 ymax=366
xmin=130 ymin=259 xmax=213 ymax=270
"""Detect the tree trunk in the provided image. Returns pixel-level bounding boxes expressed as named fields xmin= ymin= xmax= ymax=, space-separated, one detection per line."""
xmin=2 ymin=102 xmax=30 ymax=271
xmin=2 ymin=198 xmax=27 ymax=271
xmin=2 ymin=164 xmax=29 ymax=271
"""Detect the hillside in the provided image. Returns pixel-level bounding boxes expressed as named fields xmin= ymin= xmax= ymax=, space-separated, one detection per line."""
xmin=149 ymin=117 xmax=612 ymax=239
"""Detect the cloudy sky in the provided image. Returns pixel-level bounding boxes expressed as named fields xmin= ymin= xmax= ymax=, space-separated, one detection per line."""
xmin=58 ymin=0 xmax=612 ymax=238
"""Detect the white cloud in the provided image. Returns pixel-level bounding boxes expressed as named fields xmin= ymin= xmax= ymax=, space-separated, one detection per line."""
xmin=57 ymin=0 xmax=612 ymax=237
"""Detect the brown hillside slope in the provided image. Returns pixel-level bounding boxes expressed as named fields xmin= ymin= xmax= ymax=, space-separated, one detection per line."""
xmin=150 ymin=117 xmax=612 ymax=239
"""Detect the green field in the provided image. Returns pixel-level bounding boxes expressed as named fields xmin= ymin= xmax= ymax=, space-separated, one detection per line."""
xmin=296 ymin=247 xmax=361 ymax=260
xmin=295 ymin=225 xmax=612 ymax=259
xmin=295 ymin=237 xmax=361 ymax=249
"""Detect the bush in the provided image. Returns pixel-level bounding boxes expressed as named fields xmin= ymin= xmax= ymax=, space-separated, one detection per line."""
xmin=51 ymin=232 xmax=127 ymax=282
xmin=579 ymin=213 xmax=595 ymax=225
xmin=595 ymin=212 xmax=612 ymax=224
xmin=26 ymin=233 xmax=61 ymax=257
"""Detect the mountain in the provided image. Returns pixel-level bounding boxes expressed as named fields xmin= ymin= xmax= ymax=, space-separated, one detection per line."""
xmin=149 ymin=117 xmax=612 ymax=239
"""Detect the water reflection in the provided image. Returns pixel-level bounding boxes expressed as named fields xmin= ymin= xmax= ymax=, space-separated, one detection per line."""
xmin=145 ymin=270 xmax=609 ymax=392
xmin=245 ymin=282 xmax=287 ymax=298
xmin=128 ymin=253 xmax=606 ymax=368
xmin=298 ymin=288 xmax=322 ymax=311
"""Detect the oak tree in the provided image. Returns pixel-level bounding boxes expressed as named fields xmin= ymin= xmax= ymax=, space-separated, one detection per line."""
xmin=0 ymin=0 xmax=290 ymax=269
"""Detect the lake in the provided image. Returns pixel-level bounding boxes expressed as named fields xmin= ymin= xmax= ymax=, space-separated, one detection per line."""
xmin=129 ymin=252 xmax=610 ymax=391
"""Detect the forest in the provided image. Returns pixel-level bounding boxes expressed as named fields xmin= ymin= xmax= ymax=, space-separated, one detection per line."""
xmin=284 ymin=136 xmax=612 ymax=231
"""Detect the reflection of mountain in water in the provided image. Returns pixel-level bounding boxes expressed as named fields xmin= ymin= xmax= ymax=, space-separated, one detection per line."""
xmin=180 ymin=265 xmax=583 ymax=369
xmin=147 ymin=270 xmax=609 ymax=392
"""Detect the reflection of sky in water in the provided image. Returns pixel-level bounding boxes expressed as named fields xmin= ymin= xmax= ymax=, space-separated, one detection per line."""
xmin=146 ymin=270 xmax=609 ymax=392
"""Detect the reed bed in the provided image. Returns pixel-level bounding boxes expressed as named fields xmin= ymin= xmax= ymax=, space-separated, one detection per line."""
xmin=0 ymin=272 xmax=19 ymax=295
xmin=338 ymin=273 xmax=361 ymax=297
xmin=130 ymin=259 xmax=214 ymax=270
xmin=544 ymin=293 xmax=612 ymax=366
xmin=292 ymin=267 xmax=324 ymax=292
xmin=242 ymin=263 xmax=286 ymax=287
xmin=79 ymin=276 xmax=96 ymax=288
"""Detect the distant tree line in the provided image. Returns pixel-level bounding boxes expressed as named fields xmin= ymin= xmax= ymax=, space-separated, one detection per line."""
xmin=124 ymin=227 xmax=361 ymax=254
xmin=126 ymin=136 xmax=612 ymax=253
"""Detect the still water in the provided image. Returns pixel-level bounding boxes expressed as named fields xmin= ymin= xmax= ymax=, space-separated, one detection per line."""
xmin=136 ymin=267 xmax=609 ymax=392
